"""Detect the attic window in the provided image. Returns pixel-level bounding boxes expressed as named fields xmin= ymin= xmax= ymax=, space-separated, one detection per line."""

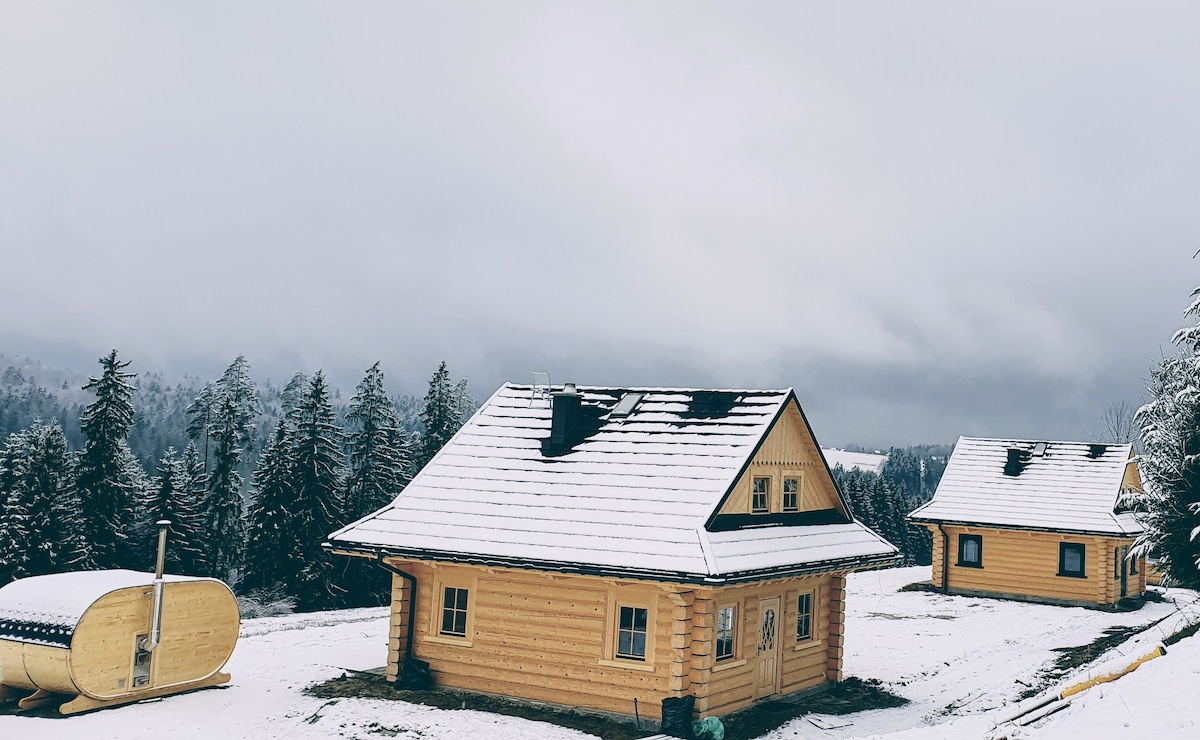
xmin=752 ymin=477 xmax=770 ymax=513
xmin=610 ymin=392 xmax=643 ymax=419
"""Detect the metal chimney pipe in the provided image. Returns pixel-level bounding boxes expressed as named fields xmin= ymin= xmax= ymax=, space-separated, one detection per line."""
xmin=146 ymin=519 xmax=171 ymax=653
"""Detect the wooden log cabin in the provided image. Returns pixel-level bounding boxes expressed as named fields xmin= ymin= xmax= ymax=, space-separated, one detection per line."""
xmin=908 ymin=437 xmax=1146 ymax=609
xmin=329 ymin=384 xmax=898 ymax=723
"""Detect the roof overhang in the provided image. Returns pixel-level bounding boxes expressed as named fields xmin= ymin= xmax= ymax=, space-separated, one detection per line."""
xmin=906 ymin=516 xmax=1143 ymax=539
xmin=325 ymin=541 xmax=900 ymax=587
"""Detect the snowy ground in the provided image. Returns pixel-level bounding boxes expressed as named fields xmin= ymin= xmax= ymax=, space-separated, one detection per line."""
xmin=2 ymin=566 xmax=1198 ymax=739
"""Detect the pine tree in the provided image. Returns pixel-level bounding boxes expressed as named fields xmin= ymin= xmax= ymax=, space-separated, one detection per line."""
xmin=23 ymin=420 xmax=86 ymax=575
xmin=0 ymin=430 xmax=33 ymax=583
xmin=140 ymin=448 xmax=205 ymax=575
xmin=345 ymin=363 xmax=410 ymax=521
xmin=243 ymin=418 xmax=297 ymax=594
xmin=415 ymin=361 xmax=458 ymax=473
xmin=76 ymin=350 xmax=142 ymax=569
xmin=1136 ymin=306 xmax=1200 ymax=589
xmin=185 ymin=382 xmax=218 ymax=473
xmin=0 ymin=421 xmax=86 ymax=583
xmin=198 ymin=356 xmax=261 ymax=583
xmin=342 ymin=363 xmax=410 ymax=606
xmin=286 ymin=372 xmax=346 ymax=610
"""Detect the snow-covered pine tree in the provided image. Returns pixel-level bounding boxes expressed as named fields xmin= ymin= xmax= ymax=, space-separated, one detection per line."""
xmin=177 ymin=441 xmax=208 ymax=574
xmin=415 ymin=361 xmax=458 ymax=473
xmin=139 ymin=448 xmax=206 ymax=575
xmin=199 ymin=356 xmax=261 ymax=583
xmin=242 ymin=418 xmax=297 ymax=595
xmin=345 ymin=363 xmax=410 ymax=521
xmin=1135 ymin=291 xmax=1200 ymax=588
xmin=0 ymin=430 xmax=34 ymax=583
xmin=22 ymin=420 xmax=87 ymax=575
xmin=284 ymin=372 xmax=345 ymax=610
xmin=342 ymin=363 xmax=411 ymax=606
xmin=452 ymin=378 xmax=477 ymax=425
xmin=185 ymin=381 xmax=218 ymax=473
xmin=76 ymin=350 xmax=143 ymax=569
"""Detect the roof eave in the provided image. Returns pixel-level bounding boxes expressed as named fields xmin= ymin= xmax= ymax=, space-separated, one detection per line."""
xmin=325 ymin=541 xmax=900 ymax=586
xmin=906 ymin=515 xmax=1144 ymax=538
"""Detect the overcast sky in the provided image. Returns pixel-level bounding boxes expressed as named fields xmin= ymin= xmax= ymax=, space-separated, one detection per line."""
xmin=2 ymin=2 xmax=1199 ymax=447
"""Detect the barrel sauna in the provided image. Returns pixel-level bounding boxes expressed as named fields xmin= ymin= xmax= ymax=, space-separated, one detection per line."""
xmin=0 ymin=569 xmax=239 ymax=714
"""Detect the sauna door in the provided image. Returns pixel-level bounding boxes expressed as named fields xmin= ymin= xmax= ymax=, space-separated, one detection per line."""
xmin=755 ymin=596 xmax=781 ymax=698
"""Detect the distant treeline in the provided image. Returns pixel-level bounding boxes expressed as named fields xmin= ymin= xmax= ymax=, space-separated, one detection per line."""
xmin=831 ymin=445 xmax=952 ymax=566
xmin=0 ymin=353 xmax=476 ymax=611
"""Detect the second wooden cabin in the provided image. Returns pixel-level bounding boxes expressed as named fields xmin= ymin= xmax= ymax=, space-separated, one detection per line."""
xmin=908 ymin=437 xmax=1146 ymax=609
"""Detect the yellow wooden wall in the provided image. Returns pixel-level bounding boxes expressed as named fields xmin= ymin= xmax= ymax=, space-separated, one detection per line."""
xmin=383 ymin=560 xmax=845 ymax=719
xmin=719 ymin=401 xmax=845 ymax=516
xmin=926 ymin=525 xmax=1145 ymax=607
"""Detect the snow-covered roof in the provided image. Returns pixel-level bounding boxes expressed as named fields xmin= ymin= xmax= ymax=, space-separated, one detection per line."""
xmin=908 ymin=437 xmax=1143 ymax=536
xmin=822 ymin=447 xmax=888 ymax=474
xmin=330 ymin=384 xmax=897 ymax=583
xmin=0 ymin=570 xmax=213 ymax=647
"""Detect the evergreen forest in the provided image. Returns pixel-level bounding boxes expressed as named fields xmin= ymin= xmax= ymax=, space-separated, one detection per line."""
xmin=0 ymin=353 xmax=477 ymax=611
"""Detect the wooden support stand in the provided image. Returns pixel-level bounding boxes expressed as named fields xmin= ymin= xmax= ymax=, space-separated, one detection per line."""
xmin=17 ymin=688 xmax=63 ymax=711
xmin=56 ymin=672 xmax=231 ymax=716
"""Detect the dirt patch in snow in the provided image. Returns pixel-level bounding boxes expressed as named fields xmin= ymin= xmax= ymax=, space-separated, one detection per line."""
xmin=1016 ymin=615 xmax=1173 ymax=700
xmin=306 ymin=673 xmax=648 ymax=739
xmin=307 ymin=674 xmax=908 ymax=740
xmin=713 ymin=678 xmax=908 ymax=740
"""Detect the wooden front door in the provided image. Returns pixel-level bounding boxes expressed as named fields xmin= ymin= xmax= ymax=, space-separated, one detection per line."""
xmin=755 ymin=596 xmax=781 ymax=698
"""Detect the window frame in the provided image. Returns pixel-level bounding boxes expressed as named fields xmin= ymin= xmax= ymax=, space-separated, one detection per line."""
xmin=957 ymin=534 xmax=983 ymax=568
xmin=425 ymin=570 xmax=477 ymax=646
xmin=752 ymin=476 xmax=770 ymax=514
xmin=599 ymin=589 xmax=658 ymax=672
xmin=795 ymin=590 xmax=814 ymax=643
xmin=782 ymin=476 xmax=800 ymax=512
xmin=1058 ymin=542 xmax=1087 ymax=578
xmin=715 ymin=604 xmax=738 ymax=662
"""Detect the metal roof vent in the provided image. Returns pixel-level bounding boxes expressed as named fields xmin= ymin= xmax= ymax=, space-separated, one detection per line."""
xmin=1031 ymin=442 xmax=1048 ymax=457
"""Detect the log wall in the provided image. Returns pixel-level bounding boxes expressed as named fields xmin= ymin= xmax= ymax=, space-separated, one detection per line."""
xmin=383 ymin=560 xmax=843 ymax=719
xmin=925 ymin=524 xmax=1144 ymax=607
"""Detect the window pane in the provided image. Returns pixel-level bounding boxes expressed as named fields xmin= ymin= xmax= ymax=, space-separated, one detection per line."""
xmin=444 ymin=588 xmax=456 ymax=609
xmin=454 ymin=611 xmax=467 ymax=635
xmin=753 ymin=477 xmax=768 ymax=493
xmin=784 ymin=478 xmax=798 ymax=493
xmin=457 ymin=589 xmax=469 ymax=610
xmin=1065 ymin=548 xmax=1082 ymax=572
xmin=442 ymin=610 xmax=455 ymax=633
xmin=964 ymin=539 xmax=979 ymax=562
xmin=619 ymin=606 xmax=633 ymax=630
xmin=632 ymin=632 xmax=646 ymax=657
xmin=633 ymin=607 xmax=647 ymax=632
xmin=618 ymin=631 xmax=632 ymax=656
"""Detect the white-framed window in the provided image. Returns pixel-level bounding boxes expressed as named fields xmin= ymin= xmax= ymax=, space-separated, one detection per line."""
xmin=796 ymin=591 xmax=813 ymax=641
xmin=752 ymin=477 xmax=770 ymax=513
xmin=783 ymin=477 xmax=799 ymax=511
xmin=716 ymin=605 xmax=737 ymax=661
